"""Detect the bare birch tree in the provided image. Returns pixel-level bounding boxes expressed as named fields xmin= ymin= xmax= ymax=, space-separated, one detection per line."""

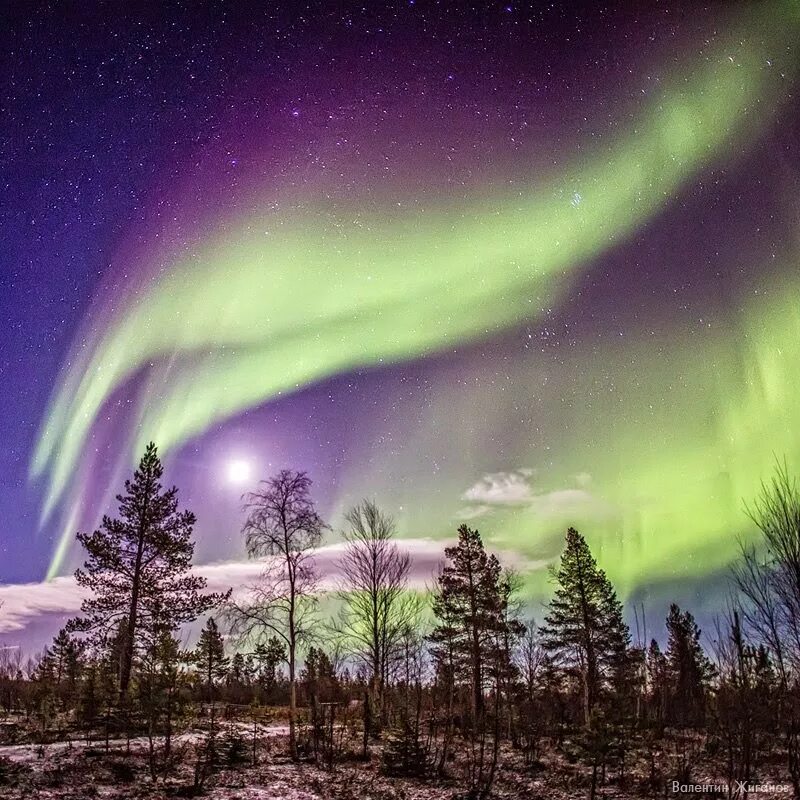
xmin=731 ymin=460 xmax=800 ymax=795
xmin=335 ymin=499 xmax=416 ymax=733
xmin=226 ymin=469 xmax=326 ymax=760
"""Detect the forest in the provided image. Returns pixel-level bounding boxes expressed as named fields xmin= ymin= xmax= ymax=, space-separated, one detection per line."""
xmin=0 ymin=442 xmax=797 ymax=799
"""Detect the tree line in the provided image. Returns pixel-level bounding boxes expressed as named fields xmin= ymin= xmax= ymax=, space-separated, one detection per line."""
xmin=1 ymin=443 xmax=799 ymax=799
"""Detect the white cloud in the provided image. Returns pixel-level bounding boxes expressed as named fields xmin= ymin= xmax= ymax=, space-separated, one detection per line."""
xmin=0 ymin=533 xmax=552 ymax=646
xmin=459 ymin=469 xmax=612 ymax=522
xmin=0 ymin=539 xmax=455 ymax=640
xmin=462 ymin=470 xmax=536 ymax=506
xmin=455 ymin=504 xmax=492 ymax=520
xmin=0 ymin=576 xmax=85 ymax=633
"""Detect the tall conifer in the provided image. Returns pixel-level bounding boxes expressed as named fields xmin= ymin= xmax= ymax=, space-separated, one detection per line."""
xmin=541 ymin=528 xmax=630 ymax=725
xmin=70 ymin=442 xmax=224 ymax=701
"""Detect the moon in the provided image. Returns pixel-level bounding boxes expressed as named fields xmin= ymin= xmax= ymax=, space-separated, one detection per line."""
xmin=225 ymin=458 xmax=252 ymax=486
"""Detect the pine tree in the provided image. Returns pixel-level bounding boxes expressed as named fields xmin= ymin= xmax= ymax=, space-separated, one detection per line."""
xmin=192 ymin=617 xmax=229 ymax=769
xmin=48 ymin=627 xmax=83 ymax=711
xmin=49 ymin=629 xmax=73 ymax=686
xmin=193 ymin=617 xmax=229 ymax=704
xmin=541 ymin=528 xmax=630 ymax=726
xmin=77 ymin=660 xmax=99 ymax=741
xmin=664 ymin=603 xmax=713 ymax=727
xmin=429 ymin=524 xmax=517 ymax=798
xmin=96 ymin=646 xmax=119 ymax=753
xmin=429 ymin=524 xmax=506 ymax=726
xmin=139 ymin=628 xmax=184 ymax=778
xmin=69 ymin=442 xmax=226 ymax=702
xmin=646 ymin=639 xmax=668 ymax=726
xmin=33 ymin=650 xmax=56 ymax=738
xmin=225 ymin=652 xmax=253 ymax=704
xmin=253 ymin=636 xmax=286 ymax=703
xmin=430 ymin=587 xmax=459 ymax=776
xmin=494 ymin=570 xmax=525 ymax=731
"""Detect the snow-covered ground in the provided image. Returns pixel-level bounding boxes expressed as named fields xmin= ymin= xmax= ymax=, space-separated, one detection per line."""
xmin=0 ymin=721 xmax=291 ymax=764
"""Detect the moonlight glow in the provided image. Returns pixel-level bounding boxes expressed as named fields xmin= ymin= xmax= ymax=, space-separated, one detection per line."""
xmin=225 ymin=459 xmax=252 ymax=486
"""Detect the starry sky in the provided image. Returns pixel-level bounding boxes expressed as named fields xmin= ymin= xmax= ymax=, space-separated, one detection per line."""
xmin=1 ymin=1 xmax=799 ymax=637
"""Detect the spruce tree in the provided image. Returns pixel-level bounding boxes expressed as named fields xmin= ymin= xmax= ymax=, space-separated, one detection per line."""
xmin=70 ymin=442 xmax=225 ymax=702
xmin=253 ymin=636 xmax=286 ymax=702
xmin=48 ymin=627 xmax=82 ymax=711
xmin=301 ymin=647 xmax=337 ymax=703
xmin=226 ymin=652 xmax=253 ymax=705
xmin=664 ymin=603 xmax=713 ymax=727
xmin=301 ymin=648 xmax=339 ymax=765
xmin=646 ymin=639 xmax=668 ymax=726
xmin=541 ymin=527 xmax=630 ymax=725
xmin=192 ymin=616 xmax=230 ymax=768
xmin=228 ymin=652 xmax=248 ymax=686
xmin=139 ymin=628 xmax=184 ymax=777
xmin=193 ymin=617 xmax=229 ymax=704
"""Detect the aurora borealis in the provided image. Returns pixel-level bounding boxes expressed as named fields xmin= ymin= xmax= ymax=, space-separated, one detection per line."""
xmin=2 ymin=0 xmax=800 ymax=638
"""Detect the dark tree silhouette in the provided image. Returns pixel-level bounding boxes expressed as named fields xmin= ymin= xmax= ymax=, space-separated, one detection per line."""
xmin=664 ymin=603 xmax=713 ymax=727
xmin=645 ymin=638 xmax=668 ymax=726
xmin=192 ymin=617 xmax=229 ymax=704
xmin=429 ymin=524 xmax=521 ymax=798
xmin=335 ymin=499 xmax=416 ymax=734
xmin=69 ymin=442 xmax=225 ymax=702
xmin=541 ymin=527 xmax=630 ymax=726
xmin=430 ymin=525 xmax=504 ymax=726
xmin=226 ymin=469 xmax=326 ymax=761
xmin=253 ymin=636 xmax=286 ymax=702
xmin=732 ymin=460 xmax=800 ymax=794
xmin=47 ymin=627 xmax=83 ymax=710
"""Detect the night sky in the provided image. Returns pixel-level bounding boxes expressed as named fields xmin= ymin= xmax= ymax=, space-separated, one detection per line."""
xmin=1 ymin=1 xmax=798 ymax=642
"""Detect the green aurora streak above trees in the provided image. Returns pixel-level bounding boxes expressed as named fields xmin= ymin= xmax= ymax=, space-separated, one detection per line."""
xmin=33 ymin=1 xmax=800 ymax=584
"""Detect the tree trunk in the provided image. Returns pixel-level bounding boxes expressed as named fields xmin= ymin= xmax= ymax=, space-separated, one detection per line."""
xmin=119 ymin=602 xmax=138 ymax=701
xmin=372 ymin=595 xmax=382 ymax=735
xmin=438 ymin=671 xmax=455 ymax=776
xmin=165 ymin=685 xmax=173 ymax=763
xmin=119 ymin=508 xmax=150 ymax=702
xmin=288 ymin=647 xmax=298 ymax=760
xmin=362 ymin=690 xmax=371 ymax=759
xmin=583 ymin=668 xmax=591 ymax=727
xmin=481 ymin=680 xmax=502 ymax=799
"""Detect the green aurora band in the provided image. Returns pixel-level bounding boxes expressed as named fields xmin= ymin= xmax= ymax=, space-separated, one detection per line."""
xmin=34 ymin=1 xmax=800 ymax=582
xmin=464 ymin=271 xmax=800 ymax=599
